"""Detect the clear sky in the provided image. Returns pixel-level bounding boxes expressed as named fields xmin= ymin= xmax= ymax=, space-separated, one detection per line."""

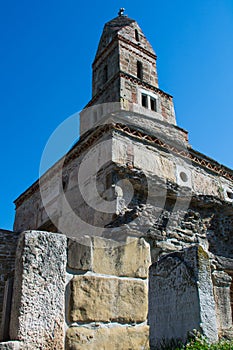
xmin=1 ymin=0 xmax=233 ymax=230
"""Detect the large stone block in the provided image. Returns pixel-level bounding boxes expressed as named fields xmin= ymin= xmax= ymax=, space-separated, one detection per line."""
xmin=67 ymin=236 xmax=150 ymax=278
xmin=149 ymin=245 xmax=218 ymax=349
xmin=212 ymin=271 xmax=232 ymax=336
xmin=65 ymin=325 xmax=149 ymax=350
xmin=9 ymin=231 xmax=67 ymax=350
xmin=69 ymin=275 xmax=148 ymax=323
xmin=92 ymin=236 xmax=150 ymax=278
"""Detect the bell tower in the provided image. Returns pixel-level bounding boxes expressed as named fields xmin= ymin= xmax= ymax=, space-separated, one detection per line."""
xmin=81 ymin=9 xmax=177 ymax=134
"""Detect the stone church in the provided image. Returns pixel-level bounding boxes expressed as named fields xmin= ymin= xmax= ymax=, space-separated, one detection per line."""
xmin=0 ymin=9 xmax=232 ymax=350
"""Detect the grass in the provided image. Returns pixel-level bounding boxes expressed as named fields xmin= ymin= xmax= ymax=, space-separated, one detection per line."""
xmin=150 ymin=332 xmax=233 ymax=350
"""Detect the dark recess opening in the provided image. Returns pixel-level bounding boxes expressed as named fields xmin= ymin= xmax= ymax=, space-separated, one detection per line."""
xmin=135 ymin=29 xmax=140 ymax=41
xmin=137 ymin=61 xmax=143 ymax=80
xmin=141 ymin=94 xmax=147 ymax=108
xmin=150 ymin=97 xmax=157 ymax=111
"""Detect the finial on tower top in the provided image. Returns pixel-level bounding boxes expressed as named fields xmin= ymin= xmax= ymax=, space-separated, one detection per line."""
xmin=118 ymin=8 xmax=125 ymax=17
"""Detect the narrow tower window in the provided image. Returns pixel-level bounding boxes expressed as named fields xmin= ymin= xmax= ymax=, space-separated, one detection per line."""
xmin=141 ymin=94 xmax=148 ymax=108
xmin=103 ymin=65 xmax=108 ymax=83
xmin=150 ymin=97 xmax=157 ymax=112
xmin=135 ymin=29 xmax=140 ymax=42
xmin=137 ymin=61 xmax=143 ymax=80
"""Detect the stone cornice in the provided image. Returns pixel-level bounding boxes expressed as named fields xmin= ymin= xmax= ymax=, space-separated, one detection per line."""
xmin=14 ymin=123 xmax=233 ymax=208
xmin=85 ymin=71 xmax=172 ymax=109
xmin=117 ymin=34 xmax=157 ymax=60
xmin=93 ymin=34 xmax=157 ymax=68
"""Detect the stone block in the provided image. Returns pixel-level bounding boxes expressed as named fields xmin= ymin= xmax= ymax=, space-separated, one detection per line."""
xmin=65 ymin=325 xmax=149 ymax=350
xmin=149 ymin=245 xmax=218 ymax=348
xmin=9 ymin=231 xmax=67 ymax=350
xmin=67 ymin=236 xmax=150 ymax=278
xmin=69 ymin=275 xmax=148 ymax=323
xmin=67 ymin=236 xmax=92 ymax=271
xmin=212 ymin=271 xmax=232 ymax=336
xmin=92 ymin=236 xmax=150 ymax=278
xmin=0 ymin=342 xmax=20 ymax=350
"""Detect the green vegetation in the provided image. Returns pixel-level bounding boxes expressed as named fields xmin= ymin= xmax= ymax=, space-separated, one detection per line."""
xmin=182 ymin=337 xmax=233 ymax=350
xmin=151 ymin=332 xmax=233 ymax=350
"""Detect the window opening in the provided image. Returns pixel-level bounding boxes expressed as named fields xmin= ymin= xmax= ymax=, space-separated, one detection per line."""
xmin=135 ymin=29 xmax=140 ymax=42
xmin=150 ymin=97 xmax=157 ymax=112
xmin=141 ymin=94 xmax=148 ymax=108
xmin=137 ymin=61 xmax=143 ymax=80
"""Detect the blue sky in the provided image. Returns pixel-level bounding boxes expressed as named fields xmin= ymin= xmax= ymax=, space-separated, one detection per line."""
xmin=1 ymin=0 xmax=233 ymax=230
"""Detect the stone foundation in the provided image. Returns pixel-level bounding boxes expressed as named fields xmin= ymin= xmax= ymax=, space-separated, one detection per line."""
xmin=66 ymin=235 xmax=151 ymax=350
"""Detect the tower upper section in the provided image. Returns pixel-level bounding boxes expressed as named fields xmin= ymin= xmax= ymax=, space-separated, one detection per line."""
xmin=92 ymin=13 xmax=158 ymax=97
xmin=82 ymin=10 xmax=177 ymax=134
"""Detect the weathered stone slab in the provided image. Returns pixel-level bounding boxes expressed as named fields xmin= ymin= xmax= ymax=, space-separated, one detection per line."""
xmin=0 ymin=342 xmax=20 ymax=350
xmin=92 ymin=236 xmax=150 ymax=278
xmin=69 ymin=275 xmax=148 ymax=323
xmin=0 ymin=229 xmax=18 ymax=331
xmin=67 ymin=236 xmax=150 ymax=278
xmin=67 ymin=235 xmax=92 ymax=271
xmin=65 ymin=325 xmax=149 ymax=350
xmin=9 ymin=231 xmax=67 ymax=350
xmin=212 ymin=271 xmax=232 ymax=336
xmin=149 ymin=245 xmax=218 ymax=349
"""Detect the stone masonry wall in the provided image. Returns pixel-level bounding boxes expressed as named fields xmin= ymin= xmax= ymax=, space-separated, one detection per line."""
xmin=66 ymin=235 xmax=151 ymax=350
xmin=14 ymin=128 xmax=233 ymax=235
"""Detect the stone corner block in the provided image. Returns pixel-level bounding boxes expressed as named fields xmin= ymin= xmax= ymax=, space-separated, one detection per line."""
xmin=69 ymin=275 xmax=148 ymax=323
xmin=9 ymin=230 xmax=67 ymax=349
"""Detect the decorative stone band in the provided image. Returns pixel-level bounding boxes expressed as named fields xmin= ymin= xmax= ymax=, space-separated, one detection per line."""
xmin=85 ymin=71 xmax=172 ymax=109
xmin=93 ymin=33 xmax=157 ymax=67
xmin=14 ymin=122 xmax=233 ymax=208
xmin=114 ymin=124 xmax=233 ymax=181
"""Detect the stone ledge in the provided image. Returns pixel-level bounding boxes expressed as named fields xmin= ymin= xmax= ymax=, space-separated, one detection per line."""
xmin=65 ymin=325 xmax=149 ymax=350
xmin=69 ymin=275 xmax=148 ymax=323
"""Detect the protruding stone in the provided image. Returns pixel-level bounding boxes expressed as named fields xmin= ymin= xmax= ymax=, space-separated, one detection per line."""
xmin=65 ymin=325 xmax=149 ymax=350
xmin=9 ymin=231 xmax=67 ymax=350
xmin=69 ymin=275 xmax=148 ymax=323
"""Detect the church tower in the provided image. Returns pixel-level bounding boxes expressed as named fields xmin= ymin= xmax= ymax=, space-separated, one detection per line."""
xmin=80 ymin=9 xmax=177 ymax=135
xmin=11 ymin=10 xmax=233 ymax=349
